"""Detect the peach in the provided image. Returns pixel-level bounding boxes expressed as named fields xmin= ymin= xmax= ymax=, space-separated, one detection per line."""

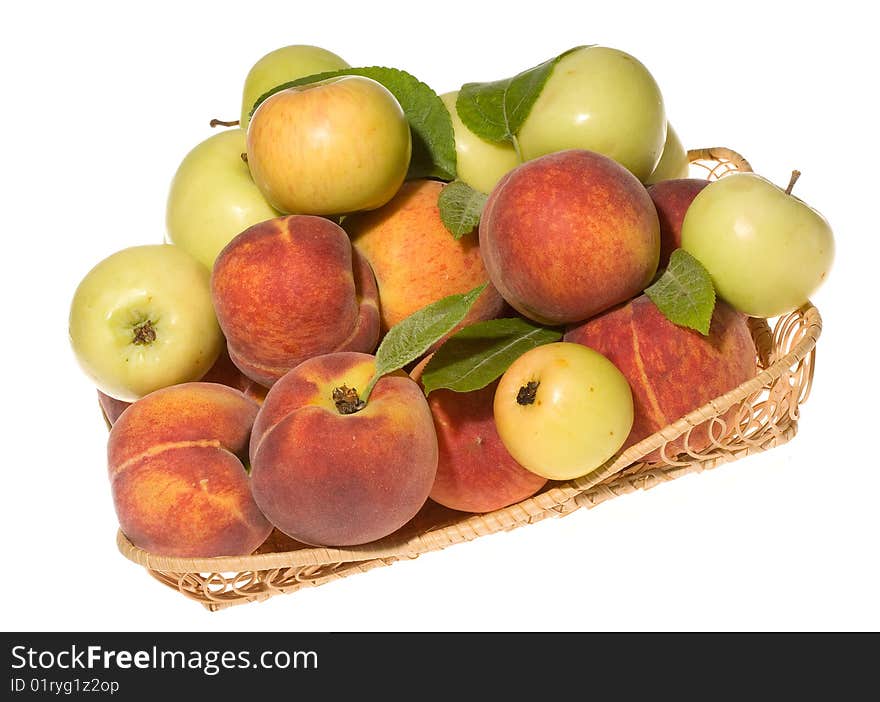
xmin=97 ymin=346 xmax=268 ymax=426
xmin=479 ymin=149 xmax=660 ymax=325
xmin=344 ymin=180 xmax=505 ymax=334
xmin=198 ymin=346 xmax=269 ymax=404
xmin=108 ymin=382 xmax=272 ymax=557
xmin=250 ymin=352 xmax=438 ymax=546
xmin=564 ymin=295 xmax=757 ymax=461
xmin=410 ymin=355 xmax=547 ymax=513
xmin=212 ymin=215 xmax=380 ymax=386
xmin=646 ymin=178 xmax=709 ymax=269
xmin=98 ymin=390 xmax=130 ymax=426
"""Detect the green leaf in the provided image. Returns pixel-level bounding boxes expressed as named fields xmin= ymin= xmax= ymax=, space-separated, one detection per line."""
xmin=438 ymin=180 xmax=488 ymax=238
xmin=456 ymin=46 xmax=584 ymax=145
xmin=421 ymin=318 xmax=562 ymax=395
xmin=361 ymin=283 xmax=488 ymax=402
xmin=644 ymin=250 xmax=717 ymax=335
xmin=250 ymin=66 xmax=456 ymax=180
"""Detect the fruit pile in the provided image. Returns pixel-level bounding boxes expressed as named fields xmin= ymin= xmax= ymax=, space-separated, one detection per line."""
xmin=69 ymin=44 xmax=835 ymax=559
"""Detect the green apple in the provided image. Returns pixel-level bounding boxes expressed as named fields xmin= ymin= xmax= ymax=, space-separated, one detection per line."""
xmin=645 ymin=122 xmax=689 ymax=184
xmin=240 ymin=44 xmax=349 ymax=129
xmin=247 ymin=75 xmax=411 ymax=215
xmin=166 ymin=129 xmax=279 ymax=269
xmin=440 ymin=91 xmax=520 ymax=194
xmin=517 ymin=46 xmax=666 ymax=181
xmin=493 ymin=342 xmax=633 ymax=481
xmin=681 ymin=173 xmax=835 ymax=318
xmin=69 ymin=245 xmax=224 ymax=402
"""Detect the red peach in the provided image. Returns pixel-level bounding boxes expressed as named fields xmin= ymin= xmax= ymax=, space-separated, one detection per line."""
xmin=646 ymin=178 xmax=710 ymax=268
xmin=212 ymin=215 xmax=380 ymax=386
xmin=564 ymin=296 xmax=757 ymax=461
xmin=250 ymin=352 xmax=438 ymax=547
xmin=410 ymin=355 xmax=547 ymax=513
xmin=479 ymin=149 xmax=660 ymax=325
xmin=108 ymin=382 xmax=272 ymax=557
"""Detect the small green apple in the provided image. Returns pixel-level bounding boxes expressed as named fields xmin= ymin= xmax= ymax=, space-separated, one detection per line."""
xmin=645 ymin=122 xmax=689 ymax=184
xmin=166 ymin=129 xmax=279 ymax=269
xmin=240 ymin=44 xmax=349 ymax=129
xmin=440 ymin=91 xmax=520 ymax=194
xmin=69 ymin=245 xmax=224 ymax=402
xmin=493 ymin=342 xmax=633 ymax=481
xmin=681 ymin=172 xmax=835 ymax=318
xmin=517 ymin=46 xmax=666 ymax=181
xmin=247 ymin=75 xmax=412 ymax=215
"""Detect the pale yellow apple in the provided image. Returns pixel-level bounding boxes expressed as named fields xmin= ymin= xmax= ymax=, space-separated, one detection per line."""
xmin=493 ymin=342 xmax=633 ymax=480
xmin=247 ymin=75 xmax=412 ymax=215
xmin=681 ymin=173 xmax=835 ymax=317
xmin=440 ymin=91 xmax=520 ymax=194
xmin=240 ymin=45 xmax=349 ymax=129
xmin=518 ymin=46 xmax=666 ymax=181
xmin=69 ymin=245 xmax=223 ymax=402
xmin=166 ymin=129 xmax=279 ymax=269
xmin=645 ymin=123 xmax=689 ymax=184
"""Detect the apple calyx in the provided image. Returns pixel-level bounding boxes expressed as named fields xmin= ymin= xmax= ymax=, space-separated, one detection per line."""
xmin=209 ymin=118 xmax=240 ymax=128
xmin=516 ymin=380 xmax=540 ymax=405
xmin=785 ymin=170 xmax=802 ymax=195
xmin=332 ymin=384 xmax=366 ymax=415
xmin=132 ymin=320 xmax=157 ymax=346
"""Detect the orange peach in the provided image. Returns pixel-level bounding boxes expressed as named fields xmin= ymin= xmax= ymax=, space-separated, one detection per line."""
xmin=344 ymin=180 xmax=505 ymax=334
xmin=212 ymin=215 xmax=380 ymax=386
xmin=250 ymin=352 xmax=437 ymax=546
xmin=410 ymin=355 xmax=547 ymax=513
xmin=480 ymin=149 xmax=660 ymax=324
xmin=564 ymin=296 xmax=757 ymax=461
xmin=108 ymin=382 xmax=272 ymax=557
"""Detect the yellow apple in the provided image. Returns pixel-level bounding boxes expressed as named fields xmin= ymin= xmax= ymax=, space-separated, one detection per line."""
xmin=69 ymin=245 xmax=223 ymax=402
xmin=645 ymin=123 xmax=689 ymax=184
xmin=239 ymin=44 xmax=349 ymax=129
xmin=440 ymin=91 xmax=520 ymax=194
xmin=246 ymin=75 xmax=412 ymax=215
xmin=493 ymin=342 xmax=633 ymax=480
xmin=517 ymin=46 xmax=666 ymax=181
xmin=681 ymin=172 xmax=835 ymax=317
xmin=166 ymin=129 xmax=279 ymax=269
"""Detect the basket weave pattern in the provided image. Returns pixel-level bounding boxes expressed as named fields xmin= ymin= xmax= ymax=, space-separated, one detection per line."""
xmin=117 ymin=148 xmax=822 ymax=611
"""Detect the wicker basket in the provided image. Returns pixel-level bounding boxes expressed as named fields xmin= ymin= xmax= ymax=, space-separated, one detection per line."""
xmin=116 ymin=147 xmax=822 ymax=611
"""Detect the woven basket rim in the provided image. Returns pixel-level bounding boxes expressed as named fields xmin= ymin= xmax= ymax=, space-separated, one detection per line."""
xmin=117 ymin=301 xmax=822 ymax=572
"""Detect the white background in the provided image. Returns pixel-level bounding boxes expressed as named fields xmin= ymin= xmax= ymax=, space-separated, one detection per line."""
xmin=1 ymin=0 xmax=877 ymax=632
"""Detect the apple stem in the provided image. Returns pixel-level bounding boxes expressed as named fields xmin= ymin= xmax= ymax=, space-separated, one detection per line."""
xmin=240 ymin=152 xmax=248 ymax=164
xmin=209 ymin=118 xmax=240 ymax=128
xmin=785 ymin=170 xmax=802 ymax=195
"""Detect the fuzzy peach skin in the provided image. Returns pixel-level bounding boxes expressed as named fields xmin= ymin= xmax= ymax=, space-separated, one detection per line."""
xmin=564 ymin=296 xmax=757 ymax=462
xmin=108 ymin=382 xmax=272 ymax=557
xmin=479 ymin=149 xmax=660 ymax=325
xmin=646 ymin=178 xmax=709 ymax=269
xmin=97 ymin=347 xmax=269 ymax=426
xmin=249 ymin=352 xmax=438 ymax=547
xmin=410 ymin=354 xmax=546 ymax=513
xmin=344 ymin=180 xmax=505 ymax=334
xmin=212 ymin=215 xmax=380 ymax=386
